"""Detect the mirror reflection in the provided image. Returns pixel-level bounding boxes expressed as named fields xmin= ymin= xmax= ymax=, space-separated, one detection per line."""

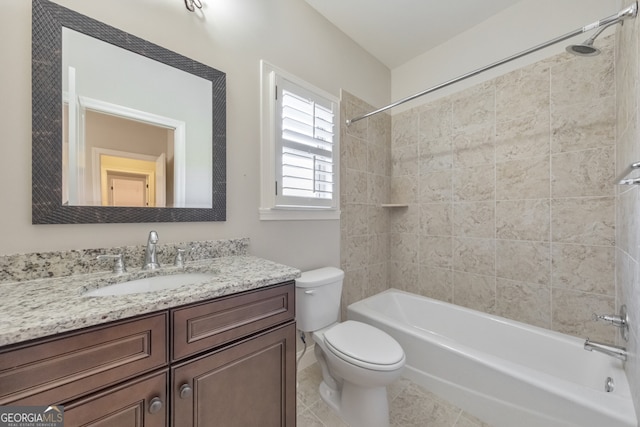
xmin=61 ymin=28 xmax=213 ymax=208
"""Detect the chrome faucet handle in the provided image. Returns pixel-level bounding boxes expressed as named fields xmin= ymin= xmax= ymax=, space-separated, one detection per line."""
xmin=174 ymin=248 xmax=186 ymax=267
xmin=97 ymin=254 xmax=127 ymax=274
xmin=593 ymin=313 xmax=626 ymax=326
xmin=174 ymin=246 xmax=194 ymax=267
xmin=592 ymin=305 xmax=629 ymax=341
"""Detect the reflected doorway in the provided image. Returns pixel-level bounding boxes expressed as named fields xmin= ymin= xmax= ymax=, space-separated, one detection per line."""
xmin=107 ymin=172 xmax=148 ymax=207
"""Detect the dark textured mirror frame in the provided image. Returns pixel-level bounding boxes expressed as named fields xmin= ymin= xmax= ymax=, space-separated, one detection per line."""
xmin=32 ymin=0 xmax=226 ymax=224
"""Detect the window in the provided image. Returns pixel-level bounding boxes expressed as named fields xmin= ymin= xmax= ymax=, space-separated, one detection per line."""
xmin=260 ymin=61 xmax=340 ymax=220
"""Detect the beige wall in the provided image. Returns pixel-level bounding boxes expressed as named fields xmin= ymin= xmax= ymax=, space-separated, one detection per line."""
xmin=0 ymin=0 xmax=390 ymax=272
xmin=615 ymin=4 xmax=640 ymax=417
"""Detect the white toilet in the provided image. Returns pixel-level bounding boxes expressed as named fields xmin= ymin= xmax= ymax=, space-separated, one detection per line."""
xmin=296 ymin=267 xmax=405 ymax=427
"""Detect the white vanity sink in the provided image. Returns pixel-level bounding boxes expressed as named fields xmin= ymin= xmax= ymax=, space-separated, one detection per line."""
xmin=84 ymin=273 xmax=217 ymax=297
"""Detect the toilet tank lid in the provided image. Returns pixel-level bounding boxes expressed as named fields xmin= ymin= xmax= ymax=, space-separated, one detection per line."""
xmin=296 ymin=267 xmax=344 ymax=288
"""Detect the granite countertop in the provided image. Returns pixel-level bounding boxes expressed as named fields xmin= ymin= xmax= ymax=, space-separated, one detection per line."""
xmin=0 ymin=255 xmax=300 ymax=347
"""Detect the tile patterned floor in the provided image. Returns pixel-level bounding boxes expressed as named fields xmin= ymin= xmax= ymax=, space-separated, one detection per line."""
xmin=297 ymin=363 xmax=493 ymax=427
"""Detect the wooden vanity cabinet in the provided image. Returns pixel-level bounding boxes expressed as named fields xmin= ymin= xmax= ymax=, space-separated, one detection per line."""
xmin=170 ymin=282 xmax=296 ymax=427
xmin=172 ymin=323 xmax=296 ymax=427
xmin=0 ymin=281 xmax=296 ymax=427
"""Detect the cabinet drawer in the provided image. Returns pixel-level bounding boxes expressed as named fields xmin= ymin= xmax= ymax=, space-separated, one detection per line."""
xmin=172 ymin=282 xmax=294 ymax=361
xmin=0 ymin=313 xmax=167 ymax=405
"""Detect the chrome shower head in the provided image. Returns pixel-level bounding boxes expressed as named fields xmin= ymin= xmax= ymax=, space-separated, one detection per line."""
xmin=566 ymin=39 xmax=600 ymax=56
xmin=566 ymin=2 xmax=638 ymax=57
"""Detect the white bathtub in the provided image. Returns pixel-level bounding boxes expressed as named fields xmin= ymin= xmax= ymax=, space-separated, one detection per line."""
xmin=347 ymin=289 xmax=637 ymax=427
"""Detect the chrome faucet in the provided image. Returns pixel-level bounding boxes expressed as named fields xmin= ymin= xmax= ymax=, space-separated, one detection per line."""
xmin=97 ymin=253 xmax=126 ymax=274
xmin=584 ymin=338 xmax=627 ymax=361
xmin=593 ymin=305 xmax=629 ymax=341
xmin=142 ymin=231 xmax=161 ymax=270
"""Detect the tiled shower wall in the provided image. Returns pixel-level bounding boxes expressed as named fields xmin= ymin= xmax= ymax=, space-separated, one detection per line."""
xmin=387 ymin=37 xmax=618 ymax=344
xmin=339 ymin=90 xmax=392 ymax=318
xmin=616 ymin=6 xmax=640 ymax=417
xmin=340 ymin=21 xmax=640 ymax=416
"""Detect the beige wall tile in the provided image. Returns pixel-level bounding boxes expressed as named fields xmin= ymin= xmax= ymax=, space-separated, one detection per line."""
xmin=453 ymin=237 xmax=495 ymax=276
xmin=345 ymin=204 xmax=369 ymax=237
xmin=369 ymin=233 xmax=390 ymax=265
xmin=617 ymin=188 xmax=640 ymax=261
xmin=417 ymin=266 xmax=453 ymax=302
xmin=552 ymin=288 xmax=615 ymax=343
xmin=453 ymin=202 xmax=495 ymax=238
xmin=496 ymin=156 xmax=550 ymax=200
xmin=495 ymin=62 xmax=550 ymax=123
xmin=345 ymin=235 xmax=369 ymax=271
xmin=496 ymin=240 xmax=550 ymax=285
xmin=419 ymin=99 xmax=453 ymax=140
xmin=391 ymin=175 xmax=419 ymax=204
xmin=392 ymin=109 xmax=419 ymax=148
xmin=368 ymin=141 xmax=390 ymax=177
xmin=389 ymin=261 xmax=420 ymax=292
xmin=345 ymin=169 xmax=368 ymax=204
xmin=550 ymin=45 xmax=614 ymax=108
xmin=453 ymin=271 xmax=496 ymax=313
xmin=420 ymin=235 xmax=453 ymax=269
xmin=496 ymin=111 xmax=550 ymax=162
xmin=420 ymin=136 xmax=453 ymax=172
xmin=368 ymin=173 xmax=388 ymax=205
xmin=421 ymin=203 xmax=452 ymax=236
xmin=452 ymin=82 xmax=495 ymax=131
xmin=420 ymin=170 xmax=452 ymax=202
xmin=551 ymin=97 xmax=615 ymax=154
xmin=390 ymin=205 xmax=420 ymax=234
xmin=552 ymin=243 xmax=614 ymax=295
xmin=551 ymin=147 xmax=614 ymax=198
xmin=343 ymin=133 xmax=368 ymax=172
xmin=368 ymin=205 xmax=389 ymax=235
xmin=392 ymin=142 xmax=420 ymax=176
xmin=365 ymin=262 xmax=388 ymax=298
xmin=343 ymin=97 xmax=369 ymax=141
xmin=452 ymin=124 xmax=495 ymax=168
xmin=495 ymin=278 xmax=551 ymax=329
xmin=551 ymin=197 xmax=615 ymax=246
xmin=367 ymin=110 xmax=391 ymax=148
xmin=496 ymin=199 xmax=550 ymax=241
xmin=453 ymin=164 xmax=495 ymax=202
xmin=342 ymin=268 xmax=367 ymax=321
xmin=391 ymin=232 xmax=419 ymax=263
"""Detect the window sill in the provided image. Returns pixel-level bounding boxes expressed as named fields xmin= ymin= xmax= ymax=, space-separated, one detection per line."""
xmin=259 ymin=207 xmax=341 ymax=221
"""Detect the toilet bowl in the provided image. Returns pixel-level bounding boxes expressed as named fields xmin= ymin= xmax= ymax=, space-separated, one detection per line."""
xmin=295 ymin=267 xmax=405 ymax=427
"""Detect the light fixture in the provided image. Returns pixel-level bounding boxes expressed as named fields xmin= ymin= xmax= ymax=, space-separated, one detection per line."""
xmin=184 ymin=0 xmax=202 ymax=12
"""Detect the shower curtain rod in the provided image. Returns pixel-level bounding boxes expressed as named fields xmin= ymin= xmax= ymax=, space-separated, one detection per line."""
xmin=345 ymin=3 xmax=638 ymax=126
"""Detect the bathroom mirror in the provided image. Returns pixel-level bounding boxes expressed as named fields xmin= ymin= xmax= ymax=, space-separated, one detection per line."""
xmin=32 ymin=0 xmax=226 ymax=223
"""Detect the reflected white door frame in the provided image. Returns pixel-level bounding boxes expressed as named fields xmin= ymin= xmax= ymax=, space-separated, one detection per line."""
xmin=78 ymin=96 xmax=187 ymax=206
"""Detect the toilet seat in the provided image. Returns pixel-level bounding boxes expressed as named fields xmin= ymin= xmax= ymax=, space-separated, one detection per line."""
xmin=323 ymin=320 xmax=405 ymax=371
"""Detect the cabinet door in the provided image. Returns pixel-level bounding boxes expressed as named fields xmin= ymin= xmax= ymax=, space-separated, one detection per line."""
xmin=63 ymin=370 xmax=168 ymax=427
xmin=172 ymin=322 xmax=296 ymax=427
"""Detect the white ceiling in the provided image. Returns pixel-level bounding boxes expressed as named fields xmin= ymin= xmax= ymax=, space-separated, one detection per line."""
xmin=305 ymin=0 xmax=522 ymax=69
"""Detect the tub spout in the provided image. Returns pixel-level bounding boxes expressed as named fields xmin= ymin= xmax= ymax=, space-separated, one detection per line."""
xmin=584 ymin=338 xmax=627 ymax=361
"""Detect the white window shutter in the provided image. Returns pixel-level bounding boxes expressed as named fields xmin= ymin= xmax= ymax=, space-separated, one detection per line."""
xmin=275 ymin=76 xmax=337 ymax=208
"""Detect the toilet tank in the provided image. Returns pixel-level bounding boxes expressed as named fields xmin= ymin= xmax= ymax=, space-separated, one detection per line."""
xmin=295 ymin=267 xmax=344 ymax=332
